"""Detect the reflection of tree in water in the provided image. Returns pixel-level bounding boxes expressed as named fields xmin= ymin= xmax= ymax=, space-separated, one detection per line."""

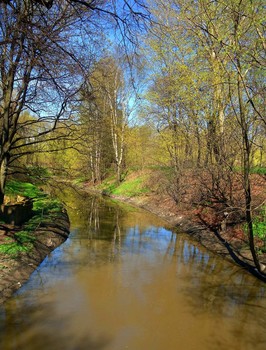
xmin=84 ymin=197 xmax=125 ymax=264
xmin=88 ymin=196 xmax=100 ymax=235
xmin=160 ymin=234 xmax=266 ymax=349
xmin=110 ymin=210 xmax=122 ymax=262
xmin=87 ymin=199 xmax=266 ymax=316
xmin=48 ymin=185 xmax=266 ymax=344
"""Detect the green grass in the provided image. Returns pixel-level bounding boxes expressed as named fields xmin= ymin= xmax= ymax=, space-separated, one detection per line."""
xmin=6 ymin=180 xmax=43 ymax=199
xmin=72 ymin=176 xmax=90 ymax=186
xmin=101 ymin=175 xmax=150 ymax=197
xmin=112 ymin=177 xmax=149 ymax=196
xmin=6 ymin=180 xmax=62 ymax=214
xmin=97 ymin=175 xmax=117 ymax=189
xmin=0 ymin=239 xmax=32 ymax=256
xmin=33 ymin=197 xmax=62 ymax=214
xmin=0 ymin=229 xmax=36 ymax=256
xmin=244 ymin=206 xmax=266 ymax=253
xmin=1 ymin=180 xmax=63 ymax=257
xmin=250 ymin=167 xmax=266 ymax=175
xmin=233 ymin=166 xmax=266 ymax=175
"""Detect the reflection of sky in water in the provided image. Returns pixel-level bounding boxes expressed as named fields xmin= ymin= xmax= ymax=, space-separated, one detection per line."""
xmin=124 ymin=226 xmax=175 ymax=255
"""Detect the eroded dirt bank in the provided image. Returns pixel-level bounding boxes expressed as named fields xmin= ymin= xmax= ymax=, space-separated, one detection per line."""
xmin=0 ymin=211 xmax=70 ymax=305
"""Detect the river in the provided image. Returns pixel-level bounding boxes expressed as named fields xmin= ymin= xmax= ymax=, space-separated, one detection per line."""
xmin=0 ymin=189 xmax=265 ymax=350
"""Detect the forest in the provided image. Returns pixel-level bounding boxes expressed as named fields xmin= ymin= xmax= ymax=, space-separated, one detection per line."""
xmin=0 ymin=0 xmax=265 ymax=276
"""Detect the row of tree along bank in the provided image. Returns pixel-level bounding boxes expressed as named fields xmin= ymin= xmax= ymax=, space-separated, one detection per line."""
xmin=0 ymin=180 xmax=70 ymax=305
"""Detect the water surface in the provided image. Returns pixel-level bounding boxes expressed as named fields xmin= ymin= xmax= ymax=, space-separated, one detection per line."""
xmin=0 ymin=190 xmax=265 ymax=350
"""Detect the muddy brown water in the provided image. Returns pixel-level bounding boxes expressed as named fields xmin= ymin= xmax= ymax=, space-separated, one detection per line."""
xmin=0 ymin=190 xmax=265 ymax=350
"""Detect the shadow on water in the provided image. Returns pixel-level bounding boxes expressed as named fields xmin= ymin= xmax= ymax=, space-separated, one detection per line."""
xmin=158 ymin=230 xmax=266 ymax=320
xmin=165 ymin=236 xmax=266 ymax=350
xmin=0 ymin=330 xmax=110 ymax=350
xmin=171 ymin=235 xmax=266 ymax=312
xmin=0 ymin=300 xmax=110 ymax=350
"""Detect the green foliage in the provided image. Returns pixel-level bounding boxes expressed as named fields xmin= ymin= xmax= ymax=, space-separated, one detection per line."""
xmin=14 ymin=231 xmax=35 ymax=244
xmin=147 ymin=165 xmax=172 ymax=171
xmin=97 ymin=175 xmax=117 ymax=192
xmin=112 ymin=178 xmax=149 ymax=197
xmin=102 ymin=183 xmax=117 ymax=196
xmin=233 ymin=166 xmax=266 ymax=175
xmin=5 ymin=180 xmax=63 ymax=214
xmin=72 ymin=177 xmax=90 ymax=186
xmin=244 ymin=206 xmax=266 ymax=253
xmin=253 ymin=207 xmax=266 ymax=238
xmin=253 ymin=221 xmax=266 ymax=241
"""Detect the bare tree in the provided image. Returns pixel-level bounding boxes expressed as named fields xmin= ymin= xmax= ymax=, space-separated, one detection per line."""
xmin=0 ymin=1 xmax=88 ymax=203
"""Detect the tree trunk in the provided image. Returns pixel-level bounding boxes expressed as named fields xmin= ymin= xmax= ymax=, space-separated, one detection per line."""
xmin=237 ymin=70 xmax=264 ymax=275
xmin=0 ymin=155 xmax=8 ymax=205
xmin=116 ymin=162 xmax=121 ymax=183
xmin=195 ymin=122 xmax=201 ymax=167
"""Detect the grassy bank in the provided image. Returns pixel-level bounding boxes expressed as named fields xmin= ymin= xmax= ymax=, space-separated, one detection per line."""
xmin=0 ymin=179 xmax=70 ymax=304
xmin=0 ymin=180 xmax=64 ymax=257
xmin=98 ymin=171 xmax=151 ymax=197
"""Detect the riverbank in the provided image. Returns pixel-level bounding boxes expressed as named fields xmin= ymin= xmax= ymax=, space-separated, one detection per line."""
xmin=109 ymin=193 xmax=265 ymax=280
xmin=83 ymin=169 xmax=266 ymax=281
xmin=0 ymin=181 xmax=70 ymax=305
xmin=0 ymin=211 xmax=70 ymax=305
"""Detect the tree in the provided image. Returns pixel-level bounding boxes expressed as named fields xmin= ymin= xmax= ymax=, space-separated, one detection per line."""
xmin=81 ymin=57 xmax=130 ymax=183
xmin=125 ymin=124 xmax=160 ymax=169
xmin=143 ymin=0 xmax=265 ymax=275
xmin=179 ymin=0 xmax=266 ymax=275
xmin=78 ymin=79 xmax=113 ymax=183
xmin=0 ymin=1 xmax=90 ymax=202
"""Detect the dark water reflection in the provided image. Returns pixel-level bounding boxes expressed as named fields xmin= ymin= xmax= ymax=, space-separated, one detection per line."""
xmin=0 ymin=189 xmax=265 ymax=350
